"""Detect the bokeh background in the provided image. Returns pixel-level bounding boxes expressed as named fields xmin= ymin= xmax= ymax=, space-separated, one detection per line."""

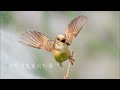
xmin=0 ymin=11 xmax=119 ymax=79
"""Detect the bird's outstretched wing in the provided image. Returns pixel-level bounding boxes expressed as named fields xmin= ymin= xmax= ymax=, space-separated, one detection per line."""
xmin=64 ymin=16 xmax=88 ymax=45
xmin=19 ymin=31 xmax=54 ymax=52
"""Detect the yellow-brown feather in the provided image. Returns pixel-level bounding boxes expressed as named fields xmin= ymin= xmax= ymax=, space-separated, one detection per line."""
xmin=53 ymin=47 xmax=70 ymax=63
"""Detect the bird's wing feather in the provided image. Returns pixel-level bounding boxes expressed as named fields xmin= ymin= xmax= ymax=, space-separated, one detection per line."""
xmin=19 ymin=31 xmax=54 ymax=52
xmin=64 ymin=16 xmax=88 ymax=45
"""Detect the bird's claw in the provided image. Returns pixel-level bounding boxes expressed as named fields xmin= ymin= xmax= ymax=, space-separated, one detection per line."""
xmin=69 ymin=59 xmax=75 ymax=65
xmin=69 ymin=51 xmax=75 ymax=65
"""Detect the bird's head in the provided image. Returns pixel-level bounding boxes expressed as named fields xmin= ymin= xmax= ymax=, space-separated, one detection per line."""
xmin=54 ymin=35 xmax=67 ymax=50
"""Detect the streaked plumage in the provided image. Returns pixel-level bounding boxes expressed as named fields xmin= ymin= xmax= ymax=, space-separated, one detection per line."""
xmin=20 ymin=31 xmax=54 ymax=52
xmin=64 ymin=16 xmax=87 ymax=45
xmin=19 ymin=16 xmax=88 ymax=67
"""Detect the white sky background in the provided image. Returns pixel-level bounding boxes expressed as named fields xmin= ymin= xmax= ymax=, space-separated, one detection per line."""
xmin=1 ymin=30 xmax=42 ymax=79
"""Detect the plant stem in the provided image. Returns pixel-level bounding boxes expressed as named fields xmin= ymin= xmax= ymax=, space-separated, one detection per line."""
xmin=64 ymin=61 xmax=71 ymax=79
xmin=64 ymin=51 xmax=74 ymax=79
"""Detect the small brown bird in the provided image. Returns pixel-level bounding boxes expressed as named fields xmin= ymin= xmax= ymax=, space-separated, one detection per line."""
xmin=19 ymin=16 xmax=87 ymax=69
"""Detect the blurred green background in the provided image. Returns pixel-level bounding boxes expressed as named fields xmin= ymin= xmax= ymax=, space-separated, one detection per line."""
xmin=0 ymin=11 xmax=119 ymax=79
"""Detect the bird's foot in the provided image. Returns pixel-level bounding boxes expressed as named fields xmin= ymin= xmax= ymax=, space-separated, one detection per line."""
xmin=69 ymin=58 xmax=75 ymax=65
xmin=69 ymin=51 xmax=75 ymax=65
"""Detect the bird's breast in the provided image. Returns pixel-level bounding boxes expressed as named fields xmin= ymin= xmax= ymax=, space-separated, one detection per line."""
xmin=53 ymin=48 xmax=70 ymax=63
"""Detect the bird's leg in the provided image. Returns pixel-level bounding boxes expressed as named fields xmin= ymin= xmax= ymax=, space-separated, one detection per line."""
xmin=64 ymin=51 xmax=75 ymax=79
xmin=59 ymin=63 xmax=65 ymax=71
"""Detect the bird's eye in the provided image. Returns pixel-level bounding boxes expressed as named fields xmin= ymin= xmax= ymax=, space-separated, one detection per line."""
xmin=61 ymin=39 xmax=65 ymax=43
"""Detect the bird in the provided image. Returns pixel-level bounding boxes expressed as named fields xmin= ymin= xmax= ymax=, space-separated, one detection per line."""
xmin=19 ymin=16 xmax=88 ymax=69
